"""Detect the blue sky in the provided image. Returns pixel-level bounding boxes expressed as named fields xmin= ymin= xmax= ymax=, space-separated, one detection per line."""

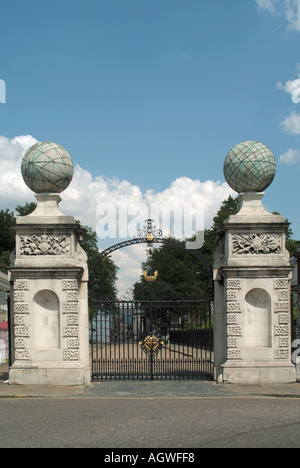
xmin=1 ymin=0 xmax=300 ymax=292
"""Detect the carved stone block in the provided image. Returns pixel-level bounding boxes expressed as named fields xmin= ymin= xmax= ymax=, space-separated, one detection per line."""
xmin=20 ymin=234 xmax=70 ymax=256
xmin=15 ymin=349 xmax=30 ymax=360
xmin=63 ymin=303 xmax=79 ymax=313
xmin=63 ymin=326 xmax=79 ymax=337
xmin=275 ymin=349 xmax=289 ymax=359
xmin=274 ymin=279 xmax=289 ymax=289
xmin=227 ymin=325 xmax=242 ymax=336
xmin=227 ymin=302 xmax=242 ymax=312
xmin=227 ymin=314 xmax=237 ymax=324
xmin=226 ymin=279 xmax=241 ymax=289
xmin=274 ymin=325 xmax=289 ymax=336
xmin=62 ymin=280 xmax=78 ymax=290
xmin=64 ymin=349 xmax=79 ymax=360
xmin=232 ymin=233 xmax=281 ymax=255
xmin=14 ymin=303 xmax=30 ymax=314
xmin=274 ymin=302 xmax=289 ymax=312
xmin=14 ymin=280 xmax=30 ymax=290
xmin=227 ymin=349 xmax=242 ymax=359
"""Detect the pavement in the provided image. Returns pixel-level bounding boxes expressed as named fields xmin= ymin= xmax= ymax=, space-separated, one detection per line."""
xmin=1 ymin=362 xmax=300 ymax=399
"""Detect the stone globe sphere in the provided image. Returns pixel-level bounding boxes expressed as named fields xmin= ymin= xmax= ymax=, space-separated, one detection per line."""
xmin=21 ymin=141 xmax=74 ymax=193
xmin=223 ymin=141 xmax=276 ymax=193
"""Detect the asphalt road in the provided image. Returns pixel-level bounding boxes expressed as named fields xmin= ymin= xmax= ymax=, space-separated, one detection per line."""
xmin=1 ymin=396 xmax=300 ymax=449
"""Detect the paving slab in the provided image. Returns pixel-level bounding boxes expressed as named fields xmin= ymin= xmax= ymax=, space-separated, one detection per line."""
xmin=1 ymin=362 xmax=300 ymax=399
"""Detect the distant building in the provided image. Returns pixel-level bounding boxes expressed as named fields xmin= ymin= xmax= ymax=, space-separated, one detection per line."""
xmin=0 ymin=271 xmax=9 ymax=323
xmin=291 ymin=244 xmax=300 ymax=375
xmin=0 ymin=320 xmax=8 ymax=363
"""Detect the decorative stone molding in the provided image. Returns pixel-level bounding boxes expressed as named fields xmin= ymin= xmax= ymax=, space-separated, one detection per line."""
xmin=15 ymin=338 xmax=26 ymax=348
xmin=227 ymin=349 xmax=242 ymax=359
xmin=75 ymin=243 xmax=87 ymax=264
xmin=63 ymin=303 xmax=79 ymax=313
xmin=227 ymin=325 xmax=242 ymax=336
xmin=226 ymin=279 xmax=241 ymax=289
xmin=14 ymin=279 xmax=30 ymax=290
xmin=275 ymin=349 xmax=289 ymax=359
xmin=232 ymin=233 xmax=281 ymax=255
xmin=64 ymin=349 xmax=79 ymax=360
xmin=278 ymin=290 xmax=289 ymax=301
xmin=67 ymin=291 xmax=78 ymax=302
xmin=227 ymin=302 xmax=242 ymax=312
xmin=274 ymin=324 xmax=289 ymax=336
xmin=14 ymin=315 xmax=26 ymax=325
xmin=14 ymin=291 xmax=25 ymax=302
xmin=68 ymin=338 xmax=79 ymax=348
xmin=226 ymin=290 xmax=238 ymax=301
xmin=15 ymin=350 xmax=30 ymax=360
xmin=227 ymin=314 xmax=237 ymax=324
xmin=14 ymin=326 xmax=29 ymax=337
xmin=274 ymin=302 xmax=289 ymax=312
xmin=63 ymin=326 xmax=79 ymax=337
xmin=62 ymin=280 xmax=78 ymax=290
xmin=274 ymin=278 xmax=289 ymax=289
xmin=227 ymin=337 xmax=238 ymax=348
xmin=14 ymin=303 xmax=30 ymax=313
xmin=278 ymin=313 xmax=289 ymax=324
xmin=279 ymin=337 xmax=289 ymax=348
xmin=13 ymin=284 xmax=30 ymax=359
xmin=67 ymin=314 xmax=79 ymax=325
xmin=15 ymin=337 xmax=29 ymax=360
xmin=61 ymin=278 xmax=80 ymax=361
xmin=20 ymin=234 xmax=70 ymax=256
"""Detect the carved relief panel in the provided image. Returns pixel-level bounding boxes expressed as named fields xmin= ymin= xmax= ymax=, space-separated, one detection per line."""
xmin=13 ymin=279 xmax=30 ymax=360
xmin=232 ymin=233 xmax=281 ymax=255
xmin=225 ymin=278 xmax=242 ymax=359
xmin=20 ymin=234 xmax=70 ymax=256
xmin=62 ymin=279 xmax=80 ymax=361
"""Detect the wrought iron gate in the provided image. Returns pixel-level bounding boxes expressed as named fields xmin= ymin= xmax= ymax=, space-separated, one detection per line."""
xmin=90 ymin=299 xmax=214 ymax=381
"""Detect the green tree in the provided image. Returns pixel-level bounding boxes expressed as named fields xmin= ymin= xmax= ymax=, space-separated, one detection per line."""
xmin=0 ymin=204 xmax=119 ymax=302
xmin=134 ymin=239 xmax=211 ymax=301
xmin=0 ymin=203 xmax=37 ymax=272
xmin=133 ymin=194 xmax=298 ymax=301
xmin=199 ymin=195 xmax=240 ymax=265
xmin=272 ymin=211 xmax=297 ymax=257
xmin=76 ymin=222 xmax=118 ymax=302
xmin=0 ymin=208 xmax=16 ymax=273
xmin=15 ymin=202 xmax=36 ymax=216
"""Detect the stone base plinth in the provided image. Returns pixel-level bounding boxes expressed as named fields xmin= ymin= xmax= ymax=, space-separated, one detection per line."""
xmin=219 ymin=361 xmax=296 ymax=385
xmin=9 ymin=361 xmax=91 ymax=386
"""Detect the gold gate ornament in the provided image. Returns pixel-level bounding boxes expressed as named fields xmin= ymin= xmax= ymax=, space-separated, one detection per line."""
xmin=139 ymin=333 xmax=164 ymax=355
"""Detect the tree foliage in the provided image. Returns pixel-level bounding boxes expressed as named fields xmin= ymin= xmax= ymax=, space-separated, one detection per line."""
xmin=134 ymin=195 xmax=298 ymax=301
xmin=134 ymin=239 xmax=211 ymax=301
xmin=76 ymin=222 xmax=118 ymax=301
xmin=0 ymin=204 xmax=118 ymax=301
xmin=0 ymin=202 xmax=37 ymax=272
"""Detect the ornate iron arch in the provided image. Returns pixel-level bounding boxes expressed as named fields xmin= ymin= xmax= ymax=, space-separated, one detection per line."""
xmin=89 ymin=219 xmax=213 ymax=295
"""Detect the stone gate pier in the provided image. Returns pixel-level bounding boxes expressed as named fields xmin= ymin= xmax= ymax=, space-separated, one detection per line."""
xmin=9 ymin=142 xmax=90 ymax=386
xmin=214 ymin=141 xmax=296 ymax=384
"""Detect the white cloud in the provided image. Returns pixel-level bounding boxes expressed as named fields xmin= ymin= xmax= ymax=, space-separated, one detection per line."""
xmin=285 ymin=0 xmax=300 ymax=31
xmin=256 ymin=0 xmax=276 ymax=13
xmin=279 ymin=148 xmax=300 ymax=165
xmin=0 ymin=135 xmax=38 ymax=207
xmin=281 ymin=111 xmax=300 ymax=134
xmin=277 ymin=79 xmax=297 ymax=95
xmin=0 ymin=134 xmax=234 ymax=294
xmin=256 ymin=0 xmax=300 ymax=31
xmin=110 ymin=245 xmax=148 ymax=296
